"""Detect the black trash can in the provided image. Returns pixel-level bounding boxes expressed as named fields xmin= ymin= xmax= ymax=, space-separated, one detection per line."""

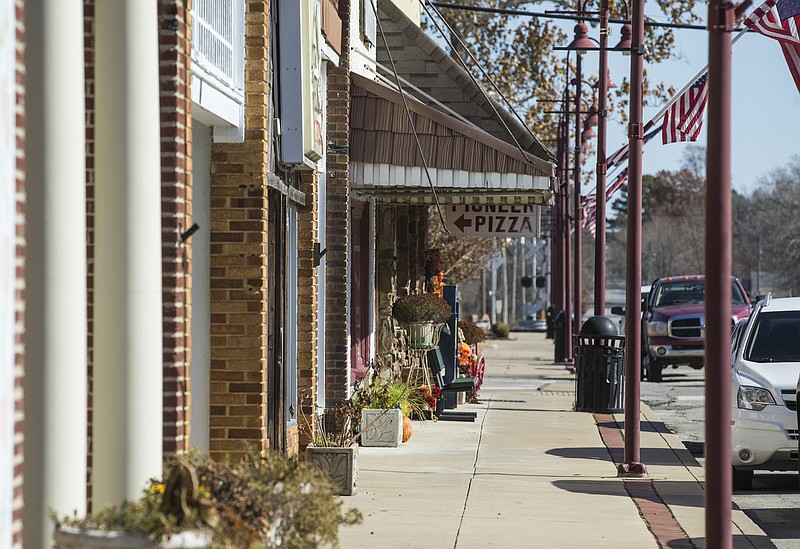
xmin=545 ymin=305 xmax=556 ymax=339
xmin=574 ymin=316 xmax=625 ymax=413
xmin=554 ymin=310 xmax=567 ymax=362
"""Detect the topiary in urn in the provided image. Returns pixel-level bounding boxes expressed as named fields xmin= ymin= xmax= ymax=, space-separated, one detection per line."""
xmin=391 ymin=293 xmax=452 ymax=325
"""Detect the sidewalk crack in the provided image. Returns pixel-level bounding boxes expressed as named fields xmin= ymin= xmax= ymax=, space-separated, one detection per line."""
xmin=453 ymin=396 xmax=491 ymax=549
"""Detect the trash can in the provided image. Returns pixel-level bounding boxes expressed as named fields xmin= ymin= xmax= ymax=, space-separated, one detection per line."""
xmin=545 ymin=305 xmax=555 ymax=339
xmin=554 ymin=310 xmax=566 ymax=362
xmin=574 ymin=316 xmax=625 ymax=413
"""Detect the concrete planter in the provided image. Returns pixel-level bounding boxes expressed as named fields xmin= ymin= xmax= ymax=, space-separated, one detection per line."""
xmin=305 ymin=444 xmax=359 ymax=496
xmin=361 ymin=408 xmax=403 ymax=447
xmin=53 ymin=526 xmax=211 ymax=548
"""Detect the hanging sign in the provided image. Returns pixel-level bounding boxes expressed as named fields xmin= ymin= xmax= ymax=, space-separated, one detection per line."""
xmin=444 ymin=204 xmax=538 ymax=237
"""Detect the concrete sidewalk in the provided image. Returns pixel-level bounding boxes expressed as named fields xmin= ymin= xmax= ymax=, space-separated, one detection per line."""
xmin=336 ymin=332 xmax=774 ymax=548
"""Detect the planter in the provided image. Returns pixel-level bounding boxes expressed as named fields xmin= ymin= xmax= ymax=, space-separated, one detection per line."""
xmin=402 ymin=415 xmax=413 ymax=442
xmin=305 ymin=444 xmax=359 ymax=496
xmin=361 ymin=408 xmax=403 ymax=447
xmin=53 ymin=526 xmax=211 ymax=548
xmin=404 ymin=321 xmax=445 ymax=351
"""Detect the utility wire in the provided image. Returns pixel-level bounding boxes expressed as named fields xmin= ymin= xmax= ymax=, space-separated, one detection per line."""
xmin=431 ymin=1 xmax=747 ymax=32
xmin=370 ymin=0 xmax=449 ymax=232
xmin=423 ymin=0 xmax=554 ymax=162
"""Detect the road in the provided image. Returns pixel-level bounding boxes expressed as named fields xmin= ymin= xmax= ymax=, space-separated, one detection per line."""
xmin=639 ymin=367 xmax=800 ymax=548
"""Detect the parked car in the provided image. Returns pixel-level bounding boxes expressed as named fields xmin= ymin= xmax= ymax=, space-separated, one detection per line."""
xmin=731 ymin=294 xmax=800 ymax=490
xmin=640 ymin=275 xmax=751 ymax=382
xmin=610 ymin=285 xmax=651 ymax=335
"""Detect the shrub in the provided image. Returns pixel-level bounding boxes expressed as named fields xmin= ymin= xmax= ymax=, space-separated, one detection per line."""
xmin=491 ymin=322 xmax=510 ymax=338
xmin=391 ymin=293 xmax=452 ymax=324
xmin=53 ymin=450 xmax=362 ymax=548
xmin=458 ymin=320 xmax=487 ymax=345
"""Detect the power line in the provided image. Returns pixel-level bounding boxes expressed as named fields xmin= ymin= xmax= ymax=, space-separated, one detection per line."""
xmin=430 ymin=2 xmax=746 ymax=32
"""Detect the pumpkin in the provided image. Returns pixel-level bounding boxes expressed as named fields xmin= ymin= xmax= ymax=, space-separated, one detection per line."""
xmin=402 ymin=415 xmax=413 ymax=443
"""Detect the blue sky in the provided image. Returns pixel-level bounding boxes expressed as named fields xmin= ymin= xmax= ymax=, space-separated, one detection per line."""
xmin=596 ymin=13 xmax=800 ymax=196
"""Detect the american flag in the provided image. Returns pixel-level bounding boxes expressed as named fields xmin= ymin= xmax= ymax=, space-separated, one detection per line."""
xmin=662 ymin=73 xmax=709 ymax=144
xmin=605 ymin=167 xmax=629 ymax=200
xmin=606 ymin=125 xmax=664 ymax=169
xmin=745 ymin=0 xmax=800 ymax=94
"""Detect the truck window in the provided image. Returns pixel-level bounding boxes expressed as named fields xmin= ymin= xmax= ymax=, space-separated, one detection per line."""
xmin=652 ymin=280 xmax=747 ymax=307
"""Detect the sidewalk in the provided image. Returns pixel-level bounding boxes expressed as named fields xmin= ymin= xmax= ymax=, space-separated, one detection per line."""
xmin=336 ymin=332 xmax=774 ymax=548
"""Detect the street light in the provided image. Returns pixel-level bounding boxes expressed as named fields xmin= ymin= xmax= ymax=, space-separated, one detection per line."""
xmin=556 ymin=10 xmax=604 ymax=354
xmin=556 ymin=0 xmax=646 ymax=476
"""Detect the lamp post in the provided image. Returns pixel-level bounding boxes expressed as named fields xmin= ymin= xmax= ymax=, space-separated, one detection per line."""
xmin=593 ymin=0 xmax=610 ymax=316
xmin=706 ymin=0 xmax=735 ymax=544
xmin=619 ymin=0 xmax=647 ymax=476
xmin=565 ymin=16 xmax=598 ymax=346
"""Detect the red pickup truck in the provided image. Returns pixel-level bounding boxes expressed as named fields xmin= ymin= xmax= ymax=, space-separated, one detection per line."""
xmin=639 ymin=275 xmax=751 ymax=382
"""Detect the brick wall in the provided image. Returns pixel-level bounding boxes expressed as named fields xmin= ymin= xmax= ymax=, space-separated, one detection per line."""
xmin=13 ymin=1 xmax=25 ymax=545
xmin=325 ymin=0 xmax=351 ymax=410
xmin=207 ymin=1 xmax=269 ymax=462
xmin=297 ymin=171 xmax=318 ymax=449
xmin=82 ymin=0 xmax=94 ymax=510
xmin=158 ymin=0 xmax=193 ymax=456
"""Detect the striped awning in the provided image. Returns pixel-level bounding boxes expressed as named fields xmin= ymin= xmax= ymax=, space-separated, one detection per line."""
xmin=349 ymin=74 xmax=554 ymax=206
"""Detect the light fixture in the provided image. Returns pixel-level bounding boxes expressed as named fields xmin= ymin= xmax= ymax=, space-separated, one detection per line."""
xmin=581 ymin=121 xmax=596 ymax=141
xmin=566 ymin=22 xmax=598 ymax=55
xmin=585 ymin=103 xmax=599 ymax=126
xmin=605 ymin=68 xmax=618 ymax=90
xmin=615 ymin=24 xmax=632 ymax=55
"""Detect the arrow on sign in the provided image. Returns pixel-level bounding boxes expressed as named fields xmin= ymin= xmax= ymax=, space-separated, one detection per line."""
xmin=454 ymin=214 xmax=472 ymax=232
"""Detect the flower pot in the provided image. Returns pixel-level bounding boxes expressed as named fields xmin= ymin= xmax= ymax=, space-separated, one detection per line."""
xmin=305 ymin=444 xmax=359 ymax=496
xmin=402 ymin=415 xmax=413 ymax=442
xmin=361 ymin=408 xmax=403 ymax=447
xmin=404 ymin=321 xmax=445 ymax=351
xmin=53 ymin=526 xmax=212 ymax=548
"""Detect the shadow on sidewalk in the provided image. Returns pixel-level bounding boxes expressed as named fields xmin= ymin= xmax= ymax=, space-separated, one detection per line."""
xmin=596 ymin=419 xmax=672 ymax=434
xmin=552 ymin=479 xmax=704 ymax=509
xmin=547 ymin=446 xmax=698 ymax=467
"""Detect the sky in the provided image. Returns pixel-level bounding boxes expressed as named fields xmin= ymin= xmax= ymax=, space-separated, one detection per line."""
xmin=422 ymin=2 xmax=800 ymax=195
xmin=584 ymin=8 xmax=800 ymax=196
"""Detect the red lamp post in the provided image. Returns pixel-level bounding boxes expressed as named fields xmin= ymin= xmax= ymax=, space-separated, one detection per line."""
xmin=705 ymin=0 xmax=735 ymax=544
xmin=619 ymin=0 xmax=647 ymax=476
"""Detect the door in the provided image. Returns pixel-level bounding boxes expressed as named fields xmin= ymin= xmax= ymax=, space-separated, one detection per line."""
xmin=267 ymin=189 xmax=286 ymax=452
xmin=349 ymin=200 xmax=371 ymax=382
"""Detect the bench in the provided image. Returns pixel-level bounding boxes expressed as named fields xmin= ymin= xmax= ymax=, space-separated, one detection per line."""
xmin=427 ymin=347 xmax=478 ymax=422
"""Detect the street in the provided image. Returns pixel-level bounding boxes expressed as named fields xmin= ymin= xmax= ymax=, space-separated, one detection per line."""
xmin=640 ymin=367 xmax=800 ymax=548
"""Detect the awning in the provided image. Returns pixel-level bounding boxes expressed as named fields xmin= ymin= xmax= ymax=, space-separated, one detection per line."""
xmin=349 ymin=73 xmax=554 ymax=206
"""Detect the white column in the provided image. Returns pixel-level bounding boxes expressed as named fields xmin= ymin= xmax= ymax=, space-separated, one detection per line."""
xmin=23 ymin=1 xmax=87 ymax=546
xmin=189 ymin=120 xmax=211 ymax=455
xmin=93 ymin=0 xmax=163 ymax=509
xmin=0 ymin=4 xmax=17 ymax=547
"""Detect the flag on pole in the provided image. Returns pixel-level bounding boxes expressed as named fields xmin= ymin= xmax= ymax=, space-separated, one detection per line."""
xmin=745 ymin=0 xmax=800 ymax=94
xmin=606 ymin=167 xmax=629 ymax=199
xmin=662 ymin=73 xmax=709 ymax=144
xmin=606 ymin=125 xmax=664 ymax=170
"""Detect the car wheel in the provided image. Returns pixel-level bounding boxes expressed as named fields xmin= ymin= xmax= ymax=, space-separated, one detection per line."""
xmin=732 ymin=467 xmax=753 ymax=491
xmin=643 ymin=354 xmax=663 ymax=383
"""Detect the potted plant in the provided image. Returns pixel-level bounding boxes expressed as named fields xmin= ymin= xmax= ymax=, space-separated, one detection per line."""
xmin=302 ymin=372 xmax=384 ymax=495
xmin=392 ymin=293 xmax=452 ymax=350
xmin=361 ymin=379 xmax=429 ymax=446
xmin=52 ymin=450 xmax=362 ymax=548
xmin=458 ymin=320 xmax=487 ymax=402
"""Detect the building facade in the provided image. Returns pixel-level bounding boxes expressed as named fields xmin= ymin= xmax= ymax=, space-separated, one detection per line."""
xmin=1 ymin=1 xmax=554 ymax=547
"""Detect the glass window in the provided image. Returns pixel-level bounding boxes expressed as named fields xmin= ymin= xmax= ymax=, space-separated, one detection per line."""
xmin=744 ymin=311 xmax=800 ymax=363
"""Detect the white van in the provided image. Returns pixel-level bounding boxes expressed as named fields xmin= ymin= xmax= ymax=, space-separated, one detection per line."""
xmin=731 ymin=294 xmax=800 ymax=490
